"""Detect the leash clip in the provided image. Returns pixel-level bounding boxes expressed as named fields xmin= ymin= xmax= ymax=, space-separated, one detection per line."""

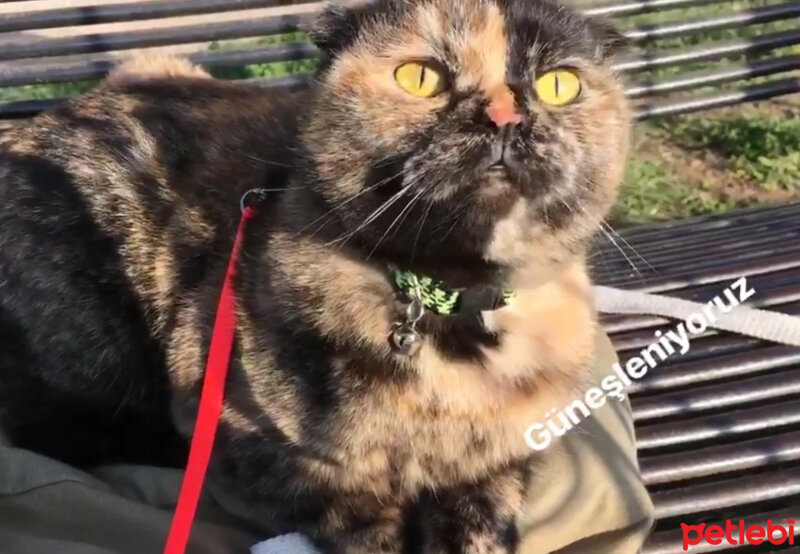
xmin=392 ymin=274 xmax=425 ymax=357
xmin=239 ymin=188 xmax=268 ymax=213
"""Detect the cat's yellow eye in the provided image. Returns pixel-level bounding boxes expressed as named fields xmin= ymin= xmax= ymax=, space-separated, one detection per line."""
xmin=394 ymin=62 xmax=445 ymax=98
xmin=534 ymin=70 xmax=581 ymax=107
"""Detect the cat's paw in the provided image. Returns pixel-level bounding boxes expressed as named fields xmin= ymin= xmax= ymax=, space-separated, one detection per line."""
xmin=459 ymin=526 xmax=517 ymax=554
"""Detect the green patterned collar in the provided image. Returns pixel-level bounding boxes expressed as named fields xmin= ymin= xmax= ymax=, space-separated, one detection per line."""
xmin=390 ymin=267 xmax=515 ymax=316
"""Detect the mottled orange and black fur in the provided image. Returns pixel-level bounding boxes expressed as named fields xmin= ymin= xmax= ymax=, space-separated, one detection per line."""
xmin=0 ymin=0 xmax=631 ymax=551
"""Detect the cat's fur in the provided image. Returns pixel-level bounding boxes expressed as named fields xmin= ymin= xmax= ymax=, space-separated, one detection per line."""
xmin=0 ymin=0 xmax=631 ymax=551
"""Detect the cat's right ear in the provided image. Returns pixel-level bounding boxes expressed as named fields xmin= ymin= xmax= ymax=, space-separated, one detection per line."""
xmin=307 ymin=2 xmax=367 ymax=54
xmin=587 ymin=16 xmax=630 ymax=61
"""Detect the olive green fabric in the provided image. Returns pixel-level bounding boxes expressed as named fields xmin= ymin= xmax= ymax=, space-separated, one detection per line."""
xmin=519 ymin=330 xmax=655 ymax=554
xmin=0 ymin=331 xmax=653 ymax=554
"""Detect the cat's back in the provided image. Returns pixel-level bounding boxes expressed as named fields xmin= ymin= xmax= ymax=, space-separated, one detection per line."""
xmin=0 ymin=77 xmax=302 ymax=218
xmin=0 ymin=76 xmax=302 ymax=465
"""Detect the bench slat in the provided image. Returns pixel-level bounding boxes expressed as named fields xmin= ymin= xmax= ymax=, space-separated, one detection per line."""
xmin=637 ymin=76 xmax=800 ymax=119
xmin=585 ymin=0 xmax=730 ymax=17
xmin=0 ymin=0 xmax=309 ymax=34
xmin=627 ymin=55 xmax=800 ymax=98
xmin=636 ymin=398 xmax=800 ymax=451
xmin=0 ymin=14 xmax=309 ymax=62
xmin=615 ymin=28 xmax=800 ymax=73
xmin=624 ymin=2 xmax=800 ymax=44
xmin=0 ymin=42 xmax=317 ymax=88
xmin=651 ymin=466 xmax=800 ymax=519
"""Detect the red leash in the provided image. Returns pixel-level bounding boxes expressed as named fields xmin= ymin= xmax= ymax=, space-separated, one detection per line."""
xmin=163 ymin=202 xmax=257 ymax=554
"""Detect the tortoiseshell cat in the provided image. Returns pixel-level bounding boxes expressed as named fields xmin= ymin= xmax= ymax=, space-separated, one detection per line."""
xmin=0 ymin=0 xmax=631 ymax=551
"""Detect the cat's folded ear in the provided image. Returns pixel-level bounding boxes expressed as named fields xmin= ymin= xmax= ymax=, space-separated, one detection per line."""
xmin=587 ymin=16 xmax=630 ymax=61
xmin=307 ymin=1 xmax=373 ymax=54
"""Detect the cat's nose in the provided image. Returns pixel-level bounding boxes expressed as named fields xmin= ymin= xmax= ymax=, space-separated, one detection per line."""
xmin=485 ymin=87 xmax=524 ymax=129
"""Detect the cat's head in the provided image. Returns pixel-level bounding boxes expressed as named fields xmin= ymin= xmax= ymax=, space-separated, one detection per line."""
xmin=300 ymin=0 xmax=631 ymax=271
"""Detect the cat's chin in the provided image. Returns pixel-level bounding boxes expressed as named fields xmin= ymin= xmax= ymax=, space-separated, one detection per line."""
xmin=474 ymin=171 xmax=521 ymax=212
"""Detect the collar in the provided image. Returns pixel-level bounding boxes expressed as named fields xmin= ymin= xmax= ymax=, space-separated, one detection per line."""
xmin=390 ymin=267 xmax=515 ymax=316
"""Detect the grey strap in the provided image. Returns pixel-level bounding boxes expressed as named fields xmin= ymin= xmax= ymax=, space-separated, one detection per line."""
xmin=594 ymin=285 xmax=800 ymax=347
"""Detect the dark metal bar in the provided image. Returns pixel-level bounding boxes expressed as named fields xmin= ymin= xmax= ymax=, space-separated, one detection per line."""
xmin=636 ymin=398 xmax=800 ymax=450
xmin=652 ymin=467 xmax=800 ymax=519
xmin=626 ymin=55 xmax=800 ymax=98
xmin=595 ymin=210 xmax=800 ymax=260
xmin=0 ymin=43 xmax=318 ymax=88
xmin=615 ymin=329 xmax=768 ymax=361
xmin=596 ymin=212 xmax=800 ymax=266
xmin=636 ymin=77 xmax=800 ymax=119
xmin=595 ymin=233 xmax=800 ymax=285
xmin=0 ymin=14 xmax=310 ymax=62
xmin=609 ymin=202 xmax=800 ymax=243
xmin=624 ymin=2 xmax=800 ymax=43
xmin=599 ymin=251 xmax=800 ymax=296
xmin=632 ymin=370 xmax=800 ymax=422
xmin=627 ymin=345 xmax=800 ymax=395
xmin=614 ymin=29 xmax=800 ymax=73
xmin=584 ymin=0 xmax=728 ymax=17
xmin=590 ymin=224 xmax=800 ymax=272
xmin=0 ymin=0 xmax=293 ymax=34
xmin=248 ymin=73 xmax=311 ymax=89
xmin=0 ymin=98 xmax=60 ymax=120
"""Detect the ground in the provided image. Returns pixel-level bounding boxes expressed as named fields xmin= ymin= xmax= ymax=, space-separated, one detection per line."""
xmin=615 ymin=99 xmax=800 ymax=226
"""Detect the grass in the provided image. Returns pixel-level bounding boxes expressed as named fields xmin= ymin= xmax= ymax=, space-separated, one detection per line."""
xmin=0 ymin=81 xmax=93 ymax=102
xmin=207 ymin=32 xmax=317 ymax=80
xmin=657 ymin=114 xmax=800 ymax=191
xmin=608 ymin=0 xmax=800 ymax=224
xmin=613 ymin=159 xmax=735 ymax=224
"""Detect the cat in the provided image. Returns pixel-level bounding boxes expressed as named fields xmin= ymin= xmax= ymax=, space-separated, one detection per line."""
xmin=0 ymin=0 xmax=631 ymax=551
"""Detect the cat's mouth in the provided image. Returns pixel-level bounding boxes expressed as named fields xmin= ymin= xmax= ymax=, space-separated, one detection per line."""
xmin=486 ymin=162 xmax=508 ymax=175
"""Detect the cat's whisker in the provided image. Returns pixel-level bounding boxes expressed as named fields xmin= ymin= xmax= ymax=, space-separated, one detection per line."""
xmin=410 ymin=197 xmax=435 ymax=263
xmin=599 ymin=218 xmax=656 ymax=274
xmin=368 ymin=184 xmax=429 ymax=259
xmin=570 ymin=199 xmax=655 ymax=273
xmin=246 ymin=154 xmax=293 ymax=168
xmin=328 ymin=185 xmax=409 ymax=247
xmin=565 ymin=199 xmax=642 ymax=277
xmin=301 ymin=168 xmax=408 ymax=238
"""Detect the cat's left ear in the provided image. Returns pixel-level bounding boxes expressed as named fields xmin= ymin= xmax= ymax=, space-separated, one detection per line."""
xmin=307 ymin=1 xmax=372 ymax=54
xmin=587 ymin=17 xmax=630 ymax=61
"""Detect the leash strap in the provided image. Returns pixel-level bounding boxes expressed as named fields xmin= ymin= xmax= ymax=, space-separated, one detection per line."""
xmin=163 ymin=206 xmax=255 ymax=554
xmin=594 ymin=284 xmax=800 ymax=346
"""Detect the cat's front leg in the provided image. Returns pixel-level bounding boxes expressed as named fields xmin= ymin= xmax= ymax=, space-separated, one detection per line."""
xmin=414 ymin=464 xmax=527 ymax=554
xmin=308 ymin=496 xmax=405 ymax=554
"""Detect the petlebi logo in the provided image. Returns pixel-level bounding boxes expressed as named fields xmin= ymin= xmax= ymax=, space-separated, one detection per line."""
xmin=682 ymin=519 xmax=796 ymax=550
xmin=524 ymin=277 xmax=756 ymax=451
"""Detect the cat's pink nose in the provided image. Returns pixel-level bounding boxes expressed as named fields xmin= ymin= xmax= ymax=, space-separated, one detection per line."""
xmin=486 ymin=88 xmax=523 ymax=127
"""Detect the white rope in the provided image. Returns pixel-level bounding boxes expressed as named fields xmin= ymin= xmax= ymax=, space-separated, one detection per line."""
xmin=594 ymin=285 xmax=800 ymax=347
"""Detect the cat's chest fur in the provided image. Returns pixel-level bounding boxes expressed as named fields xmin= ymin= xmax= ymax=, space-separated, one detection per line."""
xmin=348 ymin=263 xmax=597 ymax=492
xmin=230 ymin=239 xmax=597 ymax=496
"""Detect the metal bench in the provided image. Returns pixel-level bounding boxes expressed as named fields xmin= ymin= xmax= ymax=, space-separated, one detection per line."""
xmin=594 ymin=202 xmax=800 ymax=553
xmin=1 ymin=1 xmax=798 ymax=552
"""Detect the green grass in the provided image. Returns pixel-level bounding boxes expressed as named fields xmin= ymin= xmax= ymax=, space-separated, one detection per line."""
xmin=208 ymin=32 xmax=318 ymax=80
xmin=657 ymin=114 xmax=800 ymax=191
xmin=0 ymin=81 xmax=93 ymax=102
xmin=611 ymin=0 xmax=800 ymax=223
xmin=614 ymin=158 xmax=737 ymax=224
